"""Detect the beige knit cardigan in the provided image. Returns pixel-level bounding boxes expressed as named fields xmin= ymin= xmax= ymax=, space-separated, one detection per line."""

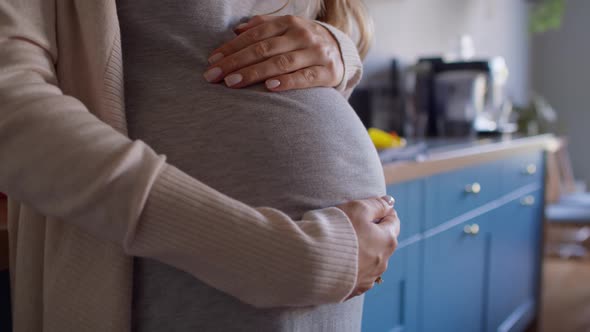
xmin=0 ymin=0 xmax=366 ymax=331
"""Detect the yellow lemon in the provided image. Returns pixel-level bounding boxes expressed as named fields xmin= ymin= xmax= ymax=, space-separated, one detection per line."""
xmin=368 ymin=128 xmax=407 ymax=149
xmin=368 ymin=128 xmax=394 ymax=149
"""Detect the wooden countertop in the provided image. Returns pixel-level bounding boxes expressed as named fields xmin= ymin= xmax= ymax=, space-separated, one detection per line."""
xmin=383 ymin=134 xmax=559 ymax=185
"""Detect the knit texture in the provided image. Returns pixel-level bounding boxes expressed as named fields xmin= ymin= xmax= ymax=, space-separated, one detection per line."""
xmin=131 ymin=165 xmax=360 ymax=307
xmin=0 ymin=0 xmax=367 ymax=330
xmin=117 ymin=3 xmax=382 ymax=329
xmin=316 ymin=21 xmax=363 ymax=99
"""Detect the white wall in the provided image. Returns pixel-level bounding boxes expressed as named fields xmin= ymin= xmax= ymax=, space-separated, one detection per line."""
xmin=362 ymin=0 xmax=531 ymax=106
xmin=532 ymin=0 xmax=590 ymax=186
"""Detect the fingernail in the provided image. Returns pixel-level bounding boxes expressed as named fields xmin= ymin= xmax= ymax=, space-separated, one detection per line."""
xmin=235 ymin=23 xmax=249 ymax=30
xmin=204 ymin=67 xmax=222 ymax=82
xmin=224 ymin=73 xmax=243 ymax=87
xmin=381 ymin=195 xmax=395 ymax=206
xmin=208 ymin=53 xmax=224 ymax=64
xmin=266 ymin=79 xmax=281 ymax=90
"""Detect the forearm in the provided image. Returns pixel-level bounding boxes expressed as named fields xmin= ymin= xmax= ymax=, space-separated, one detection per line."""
xmin=0 ymin=21 xmax=358 ymax=308
xmin=0 ymin=38 xmax=166 ymax=244
xmin=129 ymin=164 xmax=358 ymax=307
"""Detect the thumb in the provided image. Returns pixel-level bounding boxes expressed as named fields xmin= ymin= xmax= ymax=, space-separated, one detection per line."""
xmin=366 ymin=196 xmax=395 ymax=222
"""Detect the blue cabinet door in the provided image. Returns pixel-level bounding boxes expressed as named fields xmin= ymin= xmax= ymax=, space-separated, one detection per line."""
xmin=362 ymin=180 xmax=423 ymax=332
xmin=362 ymin=242 xmax=420 ymax=332
xmin=421 ymin=214 xmax=490 ymax=332
xmin=486 ymin=190 xmax=543 ymax=332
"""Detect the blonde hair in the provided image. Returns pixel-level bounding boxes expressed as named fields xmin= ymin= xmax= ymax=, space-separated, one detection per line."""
xmin=271 ymin=0 xmax=373 ymax=59
xmin=315 ymin=0 xmax=373 ymax=59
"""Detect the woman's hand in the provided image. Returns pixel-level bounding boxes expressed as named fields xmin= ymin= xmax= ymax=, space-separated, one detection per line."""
xmin=337 ymin=196 xmax=401 ymax=299
xmin=203 ymin=15 xmax=345 ymax=91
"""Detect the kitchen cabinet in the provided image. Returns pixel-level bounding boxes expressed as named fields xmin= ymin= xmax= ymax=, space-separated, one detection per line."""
xmin=362 ymin=181 xmax=423 ymax=332
xmin=362 ymin=145 xmax=546 ymax=332
xmin=501 ymin=151 xmax=544 ymax=195
xmin=486 ymin=190 xmax=544 ymax=332
xmin=362 ymin=243 xmax=420 ymax=332
xmin=425 ymin=160 xmax=503 ymax=229
xmin=392 ymin=181 xmax=424 ymax=242
xmin=421 ymin=213 xmax=489 ymax=332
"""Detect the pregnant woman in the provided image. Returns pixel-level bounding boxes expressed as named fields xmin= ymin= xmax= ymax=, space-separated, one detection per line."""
xmin=0 ymin=0 xmax=399 ymax=331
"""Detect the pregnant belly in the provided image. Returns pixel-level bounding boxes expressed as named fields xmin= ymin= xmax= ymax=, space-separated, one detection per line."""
xmin=129 ymin=86 xmax=384 ymax=332
xmin=129 ymin=85 xmax=385 ymax=218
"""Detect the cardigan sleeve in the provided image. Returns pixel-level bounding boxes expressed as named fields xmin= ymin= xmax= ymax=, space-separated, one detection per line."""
xmin=0 ymin=1 xmax=358 ymax=308
xmin=315 ymin=21 xmax=363 ymax=100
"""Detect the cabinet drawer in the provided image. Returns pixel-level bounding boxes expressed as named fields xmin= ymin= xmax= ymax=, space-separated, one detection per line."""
xmin=386 ymin=180 xmax=423 ymax=242
xmin=425 ymin=160 xmax=503 ymax=229
xmin=502 ymin=151 xmax=544 ymax=193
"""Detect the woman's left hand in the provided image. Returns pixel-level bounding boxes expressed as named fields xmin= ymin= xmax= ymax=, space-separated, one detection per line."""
xmin=203 ymin=15 xmax=345 ymax=92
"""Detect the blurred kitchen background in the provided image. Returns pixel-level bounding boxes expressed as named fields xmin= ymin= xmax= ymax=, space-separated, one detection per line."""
xmin=355 ymin=0 xmax=588 ymax=185
xmin=351 ymin=0 xmax=590 ymax=331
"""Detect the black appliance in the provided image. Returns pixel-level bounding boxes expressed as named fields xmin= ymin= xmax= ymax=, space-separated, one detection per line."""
xmin=414 ymin=57 xmax=491 ymax=137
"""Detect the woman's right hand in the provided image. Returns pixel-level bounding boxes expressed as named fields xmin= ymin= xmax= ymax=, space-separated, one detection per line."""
xmin=337 ymin=196 xmax=400 ymax=299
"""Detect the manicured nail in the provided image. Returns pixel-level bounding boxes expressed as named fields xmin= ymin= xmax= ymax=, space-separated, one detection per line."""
xmin=224 ymin=73 xmax=243 ymax=87
xmin=235 ymin=23 xmax=249 ymax=30
xmin=208 ymin=53 xmax=224 ymax=64
xmin=381 ymin=195 xmax=395 ymax=206
xmin=266 ymin=79 xmax=281 ymax=90
xmin=204 ymin=67 xmax=222 ymax=82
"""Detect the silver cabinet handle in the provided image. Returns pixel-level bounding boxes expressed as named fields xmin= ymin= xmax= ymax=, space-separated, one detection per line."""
xmin=522 ymin=164 xmax=537 ymax=175
xmin=463 ymin=224 xmax=480 ymax=235
xmin=465 ymin=182 xmax=481 ymax=194
xmin=521 ymin=195 xmax=535 ymax=206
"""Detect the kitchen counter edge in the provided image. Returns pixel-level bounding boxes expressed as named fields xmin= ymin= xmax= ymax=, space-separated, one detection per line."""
xmin=382 ymin=134 xmax=558 ymax=185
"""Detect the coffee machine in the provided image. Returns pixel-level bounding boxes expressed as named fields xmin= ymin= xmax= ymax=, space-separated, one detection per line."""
xmin=474 ymin=57 xmax=515 ymax=135
xmin=411 ymin=56 xmax=513 ymax=138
